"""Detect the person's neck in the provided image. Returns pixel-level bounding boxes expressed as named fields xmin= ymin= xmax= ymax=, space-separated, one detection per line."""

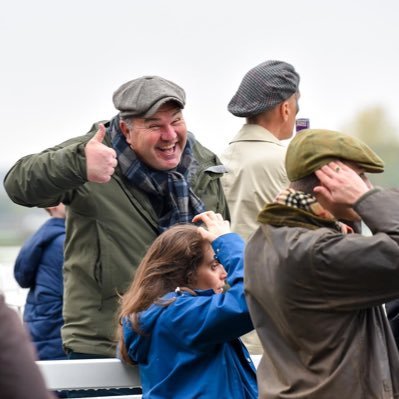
xmin=260 ymin=122 xmax=284 ymax=140
xmin=247 ymin=118 xmax=283 ymax=140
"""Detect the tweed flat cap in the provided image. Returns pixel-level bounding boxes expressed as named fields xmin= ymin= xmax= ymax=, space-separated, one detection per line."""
xmin=228 ymin=60 xmax=300 ymax=117
xmin=113 ymin=76 xmax=186 ymax=118
xmin=286 ymin=129 xmax=384 ymax=181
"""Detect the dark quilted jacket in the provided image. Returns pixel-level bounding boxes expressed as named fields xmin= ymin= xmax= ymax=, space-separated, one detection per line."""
xmin=14 ymin=217 xmax=66 ymax=360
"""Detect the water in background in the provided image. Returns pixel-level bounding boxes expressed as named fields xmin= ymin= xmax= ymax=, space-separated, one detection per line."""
xmin=0 ymin=246 xmax=28 ymax=316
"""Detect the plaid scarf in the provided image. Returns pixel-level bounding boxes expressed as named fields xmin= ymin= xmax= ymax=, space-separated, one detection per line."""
xmin=275 ymin=188 xmax=332 ymax=216
xmin=108 ymin=115 xmax=205 ymax=232
xmin=258 ymin=188 xmax=353 ymax=233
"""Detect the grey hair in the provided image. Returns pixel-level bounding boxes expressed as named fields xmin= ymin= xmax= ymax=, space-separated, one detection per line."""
xmin=120 ymin=116 xmax=134 ymax=129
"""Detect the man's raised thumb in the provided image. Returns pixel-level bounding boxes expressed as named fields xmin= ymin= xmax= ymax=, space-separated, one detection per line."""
xmin=93 ymin=124 xmax=106 ymax=143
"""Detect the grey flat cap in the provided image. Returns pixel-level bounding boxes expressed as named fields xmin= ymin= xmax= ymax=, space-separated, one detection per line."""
xmin=228 ymin=60 xmax=300 ymax=117
xmin=113 ymin=76 xmax=186 ymax=118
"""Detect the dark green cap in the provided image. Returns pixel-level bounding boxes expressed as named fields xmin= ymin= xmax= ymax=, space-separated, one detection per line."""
xmin=286 ymin=129 xmax=384 ymax=181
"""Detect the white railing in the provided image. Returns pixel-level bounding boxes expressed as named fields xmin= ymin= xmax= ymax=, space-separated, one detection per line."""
xmin=0 ymin=245 xmax=27 ymax=317
xmin=37 ymin=355 xmax=261 ymax=399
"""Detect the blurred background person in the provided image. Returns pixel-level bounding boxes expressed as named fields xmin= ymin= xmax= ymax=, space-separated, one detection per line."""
xmin=14 ymin=203 xmax=66 ymax=360
xmin=220 ymin=60 xmax=300 ymax=355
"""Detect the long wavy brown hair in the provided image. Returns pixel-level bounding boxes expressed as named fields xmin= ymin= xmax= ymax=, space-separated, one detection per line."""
xmin=117 ymin=224 xmax=207 ymax=363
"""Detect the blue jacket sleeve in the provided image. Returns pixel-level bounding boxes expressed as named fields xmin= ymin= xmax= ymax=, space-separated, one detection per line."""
xmin=162 ymin=233 xmax=253 ymax=349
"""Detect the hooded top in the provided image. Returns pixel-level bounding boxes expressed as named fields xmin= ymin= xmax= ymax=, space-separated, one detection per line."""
xmin=14 ymin=217 xmax=66 ymax=360
xmin=122 ymin=233 xmax=258 ymax=398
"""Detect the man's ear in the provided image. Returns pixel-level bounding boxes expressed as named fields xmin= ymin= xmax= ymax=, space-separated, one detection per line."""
xmin=280 ymin=100 xmax=290 ymax=122
xmin=119 ymin=120 xmax=130 ymax=138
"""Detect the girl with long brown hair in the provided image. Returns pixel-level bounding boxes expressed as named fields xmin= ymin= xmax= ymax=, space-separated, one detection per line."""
xmin=117 ymin=211 xmax=257 ymax=398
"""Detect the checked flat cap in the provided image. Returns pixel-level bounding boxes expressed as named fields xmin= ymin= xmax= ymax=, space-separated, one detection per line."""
xmin=228 ymin=60 xmax=300 ymax=117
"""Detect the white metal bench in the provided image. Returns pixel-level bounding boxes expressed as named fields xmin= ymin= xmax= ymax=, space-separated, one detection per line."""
xmin=37 ymin=358 xmax=142 ymax=399
xmin=37 ymin=355 xmax=261 ymax=398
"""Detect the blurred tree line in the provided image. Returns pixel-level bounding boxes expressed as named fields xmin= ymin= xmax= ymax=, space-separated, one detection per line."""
xmin=0 ymin=170 xmax=47 ymax=246
xmin=343 ymin=106 xmax=399 ymax=188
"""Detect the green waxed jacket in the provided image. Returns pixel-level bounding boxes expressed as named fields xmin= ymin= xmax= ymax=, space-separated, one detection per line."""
xmin=4 ymin=121 xmax=230 ymax=357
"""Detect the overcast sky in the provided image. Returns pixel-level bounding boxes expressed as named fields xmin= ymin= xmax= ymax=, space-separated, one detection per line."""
xmin=1 ymin=0 xmax=399 ymax=171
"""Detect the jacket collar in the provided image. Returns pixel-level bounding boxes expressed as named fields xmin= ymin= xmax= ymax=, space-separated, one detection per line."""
xmin=257 ymin=203 xmax=342 ymax=231
xmin=229 ymin=124 xmax=284 ymax=146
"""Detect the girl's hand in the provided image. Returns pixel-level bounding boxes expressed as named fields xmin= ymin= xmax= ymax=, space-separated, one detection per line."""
xmin=192 ymin=211 xmax=231 ymax=242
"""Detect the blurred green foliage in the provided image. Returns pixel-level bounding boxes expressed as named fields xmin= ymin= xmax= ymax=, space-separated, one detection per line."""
xmin=0 ymin=171 xmax=47 ymax=246
xmin=342 ymin=106 xmax=399 ymax=189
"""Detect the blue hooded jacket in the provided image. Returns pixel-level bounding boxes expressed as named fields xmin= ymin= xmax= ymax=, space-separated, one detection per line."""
xmin=122 ymin=233 xmax=258 ymax=398
xmin=14 ymin=217 xmax=66 ymax=360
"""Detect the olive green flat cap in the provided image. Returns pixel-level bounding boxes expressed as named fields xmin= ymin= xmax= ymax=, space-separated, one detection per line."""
xmin=286 ymin=129 xmax=384 ymax=181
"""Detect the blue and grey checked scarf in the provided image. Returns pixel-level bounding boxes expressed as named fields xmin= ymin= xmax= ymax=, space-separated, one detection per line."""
xmin=108 ymin=115 xmax=206 ymax=232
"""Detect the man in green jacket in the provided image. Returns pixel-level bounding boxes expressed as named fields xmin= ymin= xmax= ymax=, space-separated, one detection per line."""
xmin=4 ymin=76 xmax=229 ymax=363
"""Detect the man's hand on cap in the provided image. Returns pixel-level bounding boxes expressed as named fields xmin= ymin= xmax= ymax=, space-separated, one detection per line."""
xmin=314 ymin=161 xmax=370 ymax=206
xmin=85 ymin=124 xmax=118 ymax=183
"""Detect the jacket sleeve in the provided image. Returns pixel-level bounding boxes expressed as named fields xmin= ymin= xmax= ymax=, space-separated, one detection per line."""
xmin=3 ymin=135 xmax=90 ymax=208
xmin=163 ymin=233 xmax=253 ymax=349
xmin=386 ymin=299 xmax=399 ymax=350
xmin=311 ymin=188 xmax=399 ymax=309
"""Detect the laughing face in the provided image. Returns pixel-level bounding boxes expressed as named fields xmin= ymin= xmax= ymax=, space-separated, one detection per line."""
xmin=120 ymin=102 xmax=187 ymax=171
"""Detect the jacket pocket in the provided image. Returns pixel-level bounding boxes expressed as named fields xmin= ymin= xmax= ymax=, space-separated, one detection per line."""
xmin=93 ymin=221 xmax=117 ymax=301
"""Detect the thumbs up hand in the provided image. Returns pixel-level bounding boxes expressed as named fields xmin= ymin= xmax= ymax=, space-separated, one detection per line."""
xmin=84 ymin=124 xmax=118 ymax=183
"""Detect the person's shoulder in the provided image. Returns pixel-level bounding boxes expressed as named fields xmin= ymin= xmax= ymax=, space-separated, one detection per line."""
xmin=190 ymin=132 xmax=224 ymax=168
xmin=33 ymin=218 xmax=65 ymax=245
xmin=160 ymin=290 xmax=213 ymax=323
xmin=45 ymin=217 xmax=65 ymax=226
xmin=56 ymin=120 xmax=111 ymax=148
xmin=40 ymin=217 xmax=65 ymax=233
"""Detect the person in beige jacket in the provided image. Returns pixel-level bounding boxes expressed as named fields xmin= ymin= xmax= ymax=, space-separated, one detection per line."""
xmin=220 ymin=60 xmax=300 ymax=242
xmin=220 ymin=60 xmax=300 ymax=354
